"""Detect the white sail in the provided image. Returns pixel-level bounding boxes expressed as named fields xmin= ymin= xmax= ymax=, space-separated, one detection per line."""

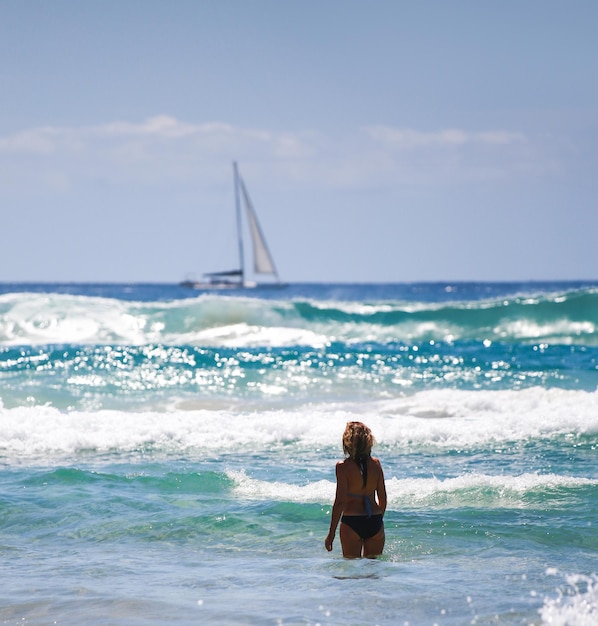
xmin=180 ymin=162 xmax=283 ymax=289
xmin=239 ymin=177 xmax=278 ymax=278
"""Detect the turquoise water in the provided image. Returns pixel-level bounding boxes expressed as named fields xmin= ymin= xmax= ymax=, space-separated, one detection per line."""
xmin=1 ymin=282 xmax=597 ymax=625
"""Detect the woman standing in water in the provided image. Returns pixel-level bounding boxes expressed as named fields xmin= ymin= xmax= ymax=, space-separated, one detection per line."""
xmin=325 ymin=421 xmax=387 ymax=558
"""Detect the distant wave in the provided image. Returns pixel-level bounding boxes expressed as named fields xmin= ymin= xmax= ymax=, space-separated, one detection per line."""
xmin=0 ymin=287 xmax=597 ymax=347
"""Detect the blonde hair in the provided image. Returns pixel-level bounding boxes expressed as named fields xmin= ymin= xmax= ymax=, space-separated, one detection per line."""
xmin=342 ymin=421 xmax=375 ymax=460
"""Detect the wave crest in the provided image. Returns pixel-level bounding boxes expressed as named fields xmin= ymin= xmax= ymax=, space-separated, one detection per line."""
xmin=1 ymin=288 xmax=597 ymax=347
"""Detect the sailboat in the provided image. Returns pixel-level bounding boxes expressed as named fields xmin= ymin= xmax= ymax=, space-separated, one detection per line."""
xmin=180 ymin=162 xmax=284 ymax=289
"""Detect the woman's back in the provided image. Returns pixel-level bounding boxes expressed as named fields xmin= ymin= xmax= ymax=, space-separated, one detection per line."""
xmin=340 ymin=456 xmax=383 ymax=516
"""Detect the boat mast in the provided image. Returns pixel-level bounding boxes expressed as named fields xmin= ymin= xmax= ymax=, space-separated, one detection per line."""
xmin=233 ymin=161 xmax=245 ymax=285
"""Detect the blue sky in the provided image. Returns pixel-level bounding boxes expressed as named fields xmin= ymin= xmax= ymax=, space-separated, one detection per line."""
xmin=1 ymin=0 xmax=597 ymax=283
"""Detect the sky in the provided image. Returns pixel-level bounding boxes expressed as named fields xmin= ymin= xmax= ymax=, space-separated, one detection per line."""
xmin=1 ymin=0 xmax=597 ymax=283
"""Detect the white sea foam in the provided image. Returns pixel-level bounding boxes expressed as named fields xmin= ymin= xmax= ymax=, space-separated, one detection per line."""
xmin=174 ymin=322 xmax=329 ymax=348
xmin=0 ymin=293 xmax=160 ymax=345
xmin=540 ymin=572 xmax=598 ymax=626
xmin=384 ymin=473 xmax=598 ymax=508
xmin=1 ymin=387 xmax=597 ymax=464
xmin=226 ymin=470 xmax=598 ymax=509
xmin=363 ymin=387 xmax=598 ymax=448
xmin=0 ymin=293 xmax=332 ymax=347
xmin=496 ymin=319 xmax=596 ymax=342
xmin=228 ymin=470 xmax=335 ymax=503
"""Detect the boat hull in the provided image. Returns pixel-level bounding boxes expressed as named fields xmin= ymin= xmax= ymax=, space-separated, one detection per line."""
xmin=179 ymin=280 xmax=287 ymax=290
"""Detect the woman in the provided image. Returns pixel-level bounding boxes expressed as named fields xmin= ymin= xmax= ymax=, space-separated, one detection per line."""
xmin=324 ymin=421 xmax=387 ymax=558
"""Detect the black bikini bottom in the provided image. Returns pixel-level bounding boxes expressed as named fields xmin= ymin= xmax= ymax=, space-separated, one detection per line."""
xmin=341 ymin=514 xmax=383 ymax=540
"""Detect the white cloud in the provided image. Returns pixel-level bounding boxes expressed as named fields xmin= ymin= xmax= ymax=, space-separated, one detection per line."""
xmin=0 ymin=116 xmax=553 ymax=193
xmin=364 ymin=126 xmax=527 ymax=148
xmin=0 ymin=116 xmax=314 ymax=158
xmin=91 ymin=116 xmax=235 ymax=139
xmin=0 ymin=127 xmax=59 ymax=155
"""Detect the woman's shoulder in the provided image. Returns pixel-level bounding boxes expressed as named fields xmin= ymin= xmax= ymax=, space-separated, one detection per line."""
xmin=336 ymin=458 xmax=356 ymax=474
xmin=370 ymin=456 xmax=385 ymax=479
xmin=370 ymin=456 xmax=384 ymax=470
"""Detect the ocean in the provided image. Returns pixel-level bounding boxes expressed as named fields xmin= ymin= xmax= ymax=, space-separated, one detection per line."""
xmin=1 ymin=281 xmax=597 ymax=625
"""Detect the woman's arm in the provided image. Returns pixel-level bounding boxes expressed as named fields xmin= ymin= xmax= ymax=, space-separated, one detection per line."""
xmin=324 ymin=462 xmax=347 ymax=551
xmin=375 ymin=458 xmax=387 ymax=515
